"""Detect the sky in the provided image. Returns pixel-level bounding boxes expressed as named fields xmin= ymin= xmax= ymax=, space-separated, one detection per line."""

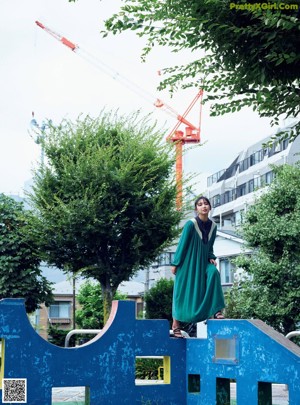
xmin=1 ymin=0 xmax=275 ymax=196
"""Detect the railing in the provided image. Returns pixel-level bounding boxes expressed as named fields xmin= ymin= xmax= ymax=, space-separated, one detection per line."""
xmin=285 ymin=331 xmax=300 ymax=341
xmin=284 ymin=331 xmax=300 ymax=391
xmin=64 ymin=329 xmax=102 ymax=347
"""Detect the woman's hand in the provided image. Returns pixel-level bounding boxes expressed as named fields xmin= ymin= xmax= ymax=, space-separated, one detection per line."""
xmin=209 ymin=259 xmax=217 ymax=266
xmin=171 ymin=266 xmax=177 ymax=275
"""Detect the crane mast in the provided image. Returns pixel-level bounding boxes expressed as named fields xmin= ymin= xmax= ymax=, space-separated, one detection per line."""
xmin=156 ymin=90 xmax=203 ymax=208
xmin=35 ymin=21 xmax=203 ymax=209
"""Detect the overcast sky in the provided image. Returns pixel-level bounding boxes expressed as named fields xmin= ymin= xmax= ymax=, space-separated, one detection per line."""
xmin=1 ymin=0 xmax=274 ymax=196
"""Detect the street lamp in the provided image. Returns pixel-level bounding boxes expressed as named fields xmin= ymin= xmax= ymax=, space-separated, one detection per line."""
xmin=29 ymin=112 xmax=51 ymax=167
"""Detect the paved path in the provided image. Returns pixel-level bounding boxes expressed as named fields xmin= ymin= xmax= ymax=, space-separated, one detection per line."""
xmin=52 ymin=386 xmax=86 ymax=404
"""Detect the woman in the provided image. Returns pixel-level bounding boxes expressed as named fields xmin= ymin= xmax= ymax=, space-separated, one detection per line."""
xmin=171 ymin=196 xmax=225 ymax=338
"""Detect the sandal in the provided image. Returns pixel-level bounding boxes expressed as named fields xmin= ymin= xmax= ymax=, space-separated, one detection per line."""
xmin=172 ymin=327 xmax=184 ymax=338
xmin=213 ymin=311 xmax=225 ymax=319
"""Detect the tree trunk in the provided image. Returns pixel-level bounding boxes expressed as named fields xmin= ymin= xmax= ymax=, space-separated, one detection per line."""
xmin=100 ymin=282 xmax=117 ymax=325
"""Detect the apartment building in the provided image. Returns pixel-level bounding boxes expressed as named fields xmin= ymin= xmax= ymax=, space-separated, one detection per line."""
xmin=33 ymin=278 xmax=144 ymax=340
xmin=201 ymin=126 xmax=300 ymax=290
xmin=206 ymin=132 xmax=300 ymax=230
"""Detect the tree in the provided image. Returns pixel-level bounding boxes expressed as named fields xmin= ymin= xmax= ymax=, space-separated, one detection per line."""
xmin=145 ymin=278 xmax=174 ymax=326
xmin=102 ymin=0 xmax=300 ymax=141
xmin=75 ymin=280 xmax=126 ymax=330
xmin=47 ymin=325 xmax=76 ymax=347
xmin=226 ymin=164 xmax=300 ymax=335
xmin=29 ymin=112 xmax=183 ymax=323
xmin=0 ymin=193 xmax=53 ymax=313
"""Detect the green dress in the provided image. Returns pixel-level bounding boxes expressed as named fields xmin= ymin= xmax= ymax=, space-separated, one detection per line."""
xmin=172 ymin=218 xmax=225 ymax=323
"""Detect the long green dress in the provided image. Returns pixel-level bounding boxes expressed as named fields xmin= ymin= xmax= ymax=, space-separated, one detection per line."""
xmin=172 ymin=218 xmax=225 ymax=323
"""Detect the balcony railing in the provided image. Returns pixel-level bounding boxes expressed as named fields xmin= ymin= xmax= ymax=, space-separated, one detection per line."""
xmin=211 ymin=171 xmax=275 ymax=208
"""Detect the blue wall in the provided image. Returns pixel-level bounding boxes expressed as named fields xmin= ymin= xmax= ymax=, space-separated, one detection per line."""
xmin=0 ymin=298 xmax=299 ymax=404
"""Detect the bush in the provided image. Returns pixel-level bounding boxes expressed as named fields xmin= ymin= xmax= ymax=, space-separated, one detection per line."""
xmin=145 ymin=278 xmax=174 ymax=327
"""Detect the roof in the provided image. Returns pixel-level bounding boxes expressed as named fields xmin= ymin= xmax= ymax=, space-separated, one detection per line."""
xmin=52 ymin=278 xmax=144 ymax=298
xmin=118 ymin=281 xmax=144 ymax=297
xmin=216 ymin=229 xmax=244 ymax=244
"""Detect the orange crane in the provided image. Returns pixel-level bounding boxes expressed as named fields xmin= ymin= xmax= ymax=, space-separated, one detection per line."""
xmin=155 ymin=90 xmax=203 ymax=208
xmin=35 ymin=21 xmax=203 ymax=209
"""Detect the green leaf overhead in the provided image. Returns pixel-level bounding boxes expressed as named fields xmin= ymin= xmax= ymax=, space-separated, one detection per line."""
xmin=102 ymin=0 xmax=300 ymax=141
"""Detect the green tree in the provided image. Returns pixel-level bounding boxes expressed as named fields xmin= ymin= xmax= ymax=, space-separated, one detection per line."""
xmin=76 ymin=280 xmax=126 ymax=330
xmin=102 ymin=0 xmax=300 ymax=141
xmin=145 ymin=278 xmax=174 ymax=326
xmin=226 ymin=164 xmax=300 ymax=335
xmin=0 ymin=193 xmax=53 ymax=313
xmin=47 ymin=325 xmax=75 ymax=347
xmin=29 ymin=112 xmax=182 ymax=323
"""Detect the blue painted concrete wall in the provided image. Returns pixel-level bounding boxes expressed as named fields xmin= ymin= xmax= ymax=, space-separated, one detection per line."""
xmin=0 ymin=298 xmax=299 ymax=404
xmin=187 ymin=319 xmax=300 ymax=404
xmin=0 ymin=299 xmax=186 ymax=404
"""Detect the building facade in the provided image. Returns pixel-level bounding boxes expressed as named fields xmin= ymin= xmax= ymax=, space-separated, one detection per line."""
xmin=203 ymin=128 xmax=300 ymax=291
xmin=206 ymin=132 xmax=300 ymax=230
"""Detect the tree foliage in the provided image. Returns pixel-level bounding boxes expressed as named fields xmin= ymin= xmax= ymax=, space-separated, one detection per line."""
xmin=47 ymin=325 xmax=76 ymax=347
xmin=226 ymin=164 xmax=300 ymax=335
xmin=75 ymin=280 xmax=126 ymax=330
xmin=145 ymin=278 xmax=174 ymax=326
xmin=102 ymin=0 xmax=300 ymax=141
xmin=0 ymin=194 xmax=53 ymax=313
xmin=28 ymin=112 xmax=182 ymax=322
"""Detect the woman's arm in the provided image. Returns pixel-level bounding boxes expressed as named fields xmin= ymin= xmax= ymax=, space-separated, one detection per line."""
xmin=171 ymin=220 xmax=194 ymax=269
xmin=208 ymin=225 xmax=217 ymax=261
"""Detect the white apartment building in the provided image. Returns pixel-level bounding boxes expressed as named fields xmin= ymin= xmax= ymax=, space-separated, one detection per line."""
xmin=206 ymin=132 xmax=300 ymax=230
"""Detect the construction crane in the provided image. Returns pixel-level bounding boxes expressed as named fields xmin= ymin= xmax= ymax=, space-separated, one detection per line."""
xmin=35 ymin=21 xmax=203 ymax=208
xmin=155 ymin=90 xmax=203 ymax=208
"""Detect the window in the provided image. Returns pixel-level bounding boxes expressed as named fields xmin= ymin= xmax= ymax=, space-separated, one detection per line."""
xmin=212 ymin=194 xmax=221 ymax=208
xmin=265 ymin=171 xmax=274 ymax=185
xmin=207 ymin=170 xmax=226 ymax=186
xmin=235 ymin=210 xmax=244 ymax=226
xmin=135 ymin=356 xmax=170 ymax=385
xmin=213 ymin=335 xmax=239 ymax=365
xmin=236 ymin=183 xmax=246 ymax=197
xmin=258 ymin=382 xmax=289 ymax=405
xmin=219 ymin=258 xmax=234 ymax=285
xmin=282 ymin=139 xmax=289 ymax=151
xmin=216 ymin=378 xmax=237 ymax=404
xmin=254 ymin=175 xmax=261 ymax=188
xmin=248 ymin=179 xmax=254 ymax=193
xmin=158 ymin=252 xmax=175 ymax=266
xmin=49 ymin=301 xmax=71 ymax=319
xmin=249 ymin=153 xmax=256 ymax=166
xmin=223 ymin=190 xmax=234 ymax=204
xmin=188 ymin=374 xmax=200 ymax=393
xmin=239 ymin=158 xmax=249 ymax=172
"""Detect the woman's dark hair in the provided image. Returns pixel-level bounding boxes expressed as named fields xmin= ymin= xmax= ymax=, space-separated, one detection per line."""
xmin=194 ymin=196 xmax=211 ymax=210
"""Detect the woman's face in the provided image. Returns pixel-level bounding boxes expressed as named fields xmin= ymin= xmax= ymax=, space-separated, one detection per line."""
xmin=196 ymin=198 xmax=211 ymax=215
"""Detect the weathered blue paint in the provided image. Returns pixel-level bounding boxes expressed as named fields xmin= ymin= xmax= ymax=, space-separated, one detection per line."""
xmin=0 ymin=298 xmax=299 ymax=404
xmin=187 ymin=319 xmax=300 ymax=404
xmin=0 ymin=299 xmax=185 ymax=404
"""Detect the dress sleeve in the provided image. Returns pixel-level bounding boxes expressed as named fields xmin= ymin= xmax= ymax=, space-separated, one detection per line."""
xmin=208 ymin=225 xmax=217 ymax=260
xmin=171 ymin=220 xmax=194 ymax=267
